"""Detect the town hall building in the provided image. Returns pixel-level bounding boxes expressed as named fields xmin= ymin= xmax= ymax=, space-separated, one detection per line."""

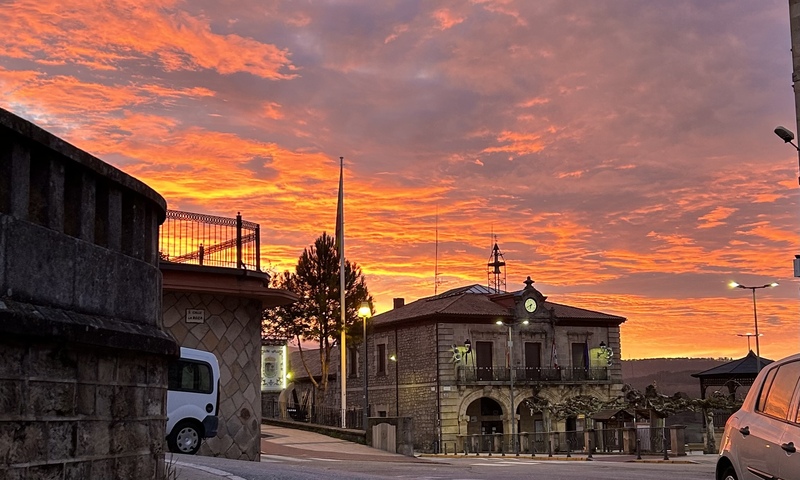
xmin=363 ymin=275 xmax=626 ymax=453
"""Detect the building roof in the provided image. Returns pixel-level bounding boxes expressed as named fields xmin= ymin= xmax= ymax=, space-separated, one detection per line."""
xmin=372 ymin=283 xmax=626 ymax=327
xmin=287 ymin=346 xmax=340 ymax=381
xmin=691 ymin=350 xmax=774 ymax=378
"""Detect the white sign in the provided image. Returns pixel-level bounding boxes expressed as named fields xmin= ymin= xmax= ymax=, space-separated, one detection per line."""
xmin=186 ymin=309 xmax=205 ymax=324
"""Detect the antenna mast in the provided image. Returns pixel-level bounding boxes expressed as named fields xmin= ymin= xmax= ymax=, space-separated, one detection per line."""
xmin=487 ymin=235 xmax=506 ymax=292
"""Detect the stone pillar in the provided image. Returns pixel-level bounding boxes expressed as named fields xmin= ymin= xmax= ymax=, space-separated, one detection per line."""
xmin=670 ymin=425 xmax=686 ymax=456
xmin=161 ymin=264 xmax=296 ymax=461
xmin=622 ymin=427 xmax=637 ymax=454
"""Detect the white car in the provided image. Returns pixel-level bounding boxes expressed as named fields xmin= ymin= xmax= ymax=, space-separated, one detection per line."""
xmin=166 ymin=347 xmax=220 ymax=454
xmin=717 ymin=352 xmax=800 ymax=480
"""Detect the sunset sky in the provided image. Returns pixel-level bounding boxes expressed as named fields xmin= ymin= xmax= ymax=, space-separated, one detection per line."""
xmin=3 ymin=1 xmax=800 ymax=360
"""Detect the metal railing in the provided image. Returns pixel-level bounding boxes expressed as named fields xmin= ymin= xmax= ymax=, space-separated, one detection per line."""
xmin=456 ymin=427 xmax=672 ymax=456
xmin=456 ymin=366 xmax=608 ymax=385
xmin=158 ymin=210 xmax=261 ymax=270
xmin=263 ymin=399 xmax=364 ymax=430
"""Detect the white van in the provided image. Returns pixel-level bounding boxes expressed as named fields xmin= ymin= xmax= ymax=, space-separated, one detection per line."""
xmin=166 ymin=347 xmax=220 ymax=454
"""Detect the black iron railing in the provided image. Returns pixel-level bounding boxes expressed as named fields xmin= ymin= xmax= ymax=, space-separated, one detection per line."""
xmin=159 ymin=210 xmax=261 ymax=270
xmin=263 ymin=399 xmax=364 ymax=430
xmin=456 ymin=366 xmax=607 ymax=385
xmin=455 ymin=427 xmax=672 ymax=456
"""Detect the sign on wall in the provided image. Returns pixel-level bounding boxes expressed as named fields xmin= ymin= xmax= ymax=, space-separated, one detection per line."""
xmin=261 ymin=344 xmax=286 ymax=392
xmin=186 ymin=309 xmax=205 ymax=323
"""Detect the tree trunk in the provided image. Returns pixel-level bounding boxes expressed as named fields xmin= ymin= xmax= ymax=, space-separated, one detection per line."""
xmin=704 ymin=409 xmax=716 ymax=454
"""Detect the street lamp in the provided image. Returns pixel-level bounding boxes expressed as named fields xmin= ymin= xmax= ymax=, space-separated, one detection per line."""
xmin=358 ymin=301 xmax=372 ymax=429
xmin=730 ymin=281 xmax=778 ymax=371
xmin=774 ymin=126 xmax=800 ymax=185
xmin=496 ymin=318 xmax=529 ymax=455
xmin=389 ymin=353 xmax=399 ymax=416
xmin=736 ymin=333 xmax=762 ymax=353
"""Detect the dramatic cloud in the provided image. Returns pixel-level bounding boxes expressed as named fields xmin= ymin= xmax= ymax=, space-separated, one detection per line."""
xmin=1 ymin=0 xmax=798 ymax=359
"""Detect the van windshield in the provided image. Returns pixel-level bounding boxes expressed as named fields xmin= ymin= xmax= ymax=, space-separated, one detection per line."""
xmin=169 ymin=360 xmax=213 ymax=394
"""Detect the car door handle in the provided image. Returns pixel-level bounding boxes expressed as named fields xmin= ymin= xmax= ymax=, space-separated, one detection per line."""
xmin=782 ymin=442 xmax=796 ymax=453
xmin=739 ymin=426 xmax=750 ymax=436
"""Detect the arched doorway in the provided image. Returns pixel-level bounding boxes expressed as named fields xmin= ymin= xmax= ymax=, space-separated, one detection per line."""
xmin=465 ymin=397 xmax=505 ymax=436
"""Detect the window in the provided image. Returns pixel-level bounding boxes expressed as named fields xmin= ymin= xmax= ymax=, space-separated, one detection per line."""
xmin=348 ymin=347 xmax=359 ymax=378
xmin=168 ymin=360 xmax=213 ymax=394
xmin=757 ymin=361 xmax=800 ymax=420
xmin=377 ymin=343 xmax=387 ymax=375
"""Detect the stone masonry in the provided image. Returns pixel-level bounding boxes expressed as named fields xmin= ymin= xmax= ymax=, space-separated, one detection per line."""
xmin=163 ymin=291 xmax=263 ymax=460
xmin=0 ymin=107 xmax=177 ymax=478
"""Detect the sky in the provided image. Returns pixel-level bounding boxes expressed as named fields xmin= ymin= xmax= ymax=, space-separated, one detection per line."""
xmin=2 ymin=0 xmax=800 ymax=360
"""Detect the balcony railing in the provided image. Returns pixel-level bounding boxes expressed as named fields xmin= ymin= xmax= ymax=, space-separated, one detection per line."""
xmin=456 ymin=366 xmax=608 ymax=385
xmin=158 ymin=210 xmax=261 ymax=270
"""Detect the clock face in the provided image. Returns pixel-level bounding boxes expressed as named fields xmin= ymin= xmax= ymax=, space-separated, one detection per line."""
xmin=524 ymin=298 xmax=537 ymax=313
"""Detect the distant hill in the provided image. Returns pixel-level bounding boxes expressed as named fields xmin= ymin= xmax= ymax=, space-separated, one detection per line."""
xmin=621 ymin=357 xmax=731 ymax=397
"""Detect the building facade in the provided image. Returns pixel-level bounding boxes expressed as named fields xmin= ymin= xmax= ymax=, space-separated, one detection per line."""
xmin=359 ymin=277 xmax=626 ymax=452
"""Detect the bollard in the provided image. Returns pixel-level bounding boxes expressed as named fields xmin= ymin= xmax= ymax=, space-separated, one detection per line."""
xmin=464 ymin=443 xmax=468 ymax=456
xmin=444 ymin=443 xmax=448 ymax=456
xmin=587 ymin=436 xmax=593 ymax=460
xmin=636 ymin=438 xmax=642 ymax=460
xmin=566 ymin=439 xmax=571 ymax=458
xmin=663 ymin=433 xmax=669 ymax=461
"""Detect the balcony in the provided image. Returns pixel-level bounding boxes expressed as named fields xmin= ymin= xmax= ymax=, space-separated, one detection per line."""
xmin=456 ymin=366 xmax=609 ymax=385
xmin=158 ymin=210 xmax=261 ymax=271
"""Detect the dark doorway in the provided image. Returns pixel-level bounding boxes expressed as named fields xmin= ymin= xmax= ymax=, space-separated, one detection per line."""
xmin=476 ymin=341 xmax=493 ymax=381
xmin=524 ymin=342 xmax=541 ymax=380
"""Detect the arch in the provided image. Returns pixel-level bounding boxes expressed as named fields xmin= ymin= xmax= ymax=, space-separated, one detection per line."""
xmin=458 ymin=389 xmax=510 ymax=437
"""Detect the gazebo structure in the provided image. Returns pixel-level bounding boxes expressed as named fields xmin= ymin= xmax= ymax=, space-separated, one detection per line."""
xmin=691 ymin=351 xmax=773 ymax=400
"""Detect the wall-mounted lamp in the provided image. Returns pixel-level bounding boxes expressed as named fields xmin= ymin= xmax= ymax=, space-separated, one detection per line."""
xmin=464 ymin=339 xmax=472 ymax=353
xmin=389 ymin=354 xmax=397 ymax=362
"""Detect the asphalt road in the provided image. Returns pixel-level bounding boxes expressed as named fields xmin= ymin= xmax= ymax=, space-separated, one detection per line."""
xmin=171 ymin=425 xmax=718 ymax=480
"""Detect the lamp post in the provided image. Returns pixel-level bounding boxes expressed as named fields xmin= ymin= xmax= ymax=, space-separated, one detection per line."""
xmin=358 ymin=301 xmax=372 ymax=429
xmin=736 ymin=333 xmax=761 ymax=353
xmin=389 ymin=354 xmax=399 ymax=416
xmin=496 ymin=318 xmax=528 ymax=455
xmin=730 ymin=282 xmax=778 ymax=371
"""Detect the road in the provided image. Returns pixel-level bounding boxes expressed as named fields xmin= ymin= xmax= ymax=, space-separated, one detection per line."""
xmin=171 ymin=425 xmax=717 ymax=480
xmin=176 ymin=454 xmax=716 ymax=480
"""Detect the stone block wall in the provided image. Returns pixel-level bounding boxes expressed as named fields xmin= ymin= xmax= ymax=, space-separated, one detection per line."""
xmin=355 ymin=323 xmax=439 ymax=451
xmin=0 ymin=107 xmax=176 ymax=478
xmin=0 ymin=339 xmax=168 ymax=478
xmin=163 ymin=291 xmax=263 ymax=460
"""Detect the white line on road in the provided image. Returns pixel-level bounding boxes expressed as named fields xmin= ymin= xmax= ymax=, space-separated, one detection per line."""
xmin=309 ymin=457 xmax=342 ymax=462
xmin=260 ymin=454 xmax=311 ymax=462
xmin=174 ymin=460 xmax=246 ymax=480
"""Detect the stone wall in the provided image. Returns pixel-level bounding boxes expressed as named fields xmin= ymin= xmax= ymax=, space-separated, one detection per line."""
xmin=0 ymin=107 xmax=176 ymax=478
xmin=163 ymin=290 xmax=263 ymax=460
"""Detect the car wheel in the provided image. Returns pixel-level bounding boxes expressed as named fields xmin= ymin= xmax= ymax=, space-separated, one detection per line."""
xmin=720 ymin=465 xmax=738 ymax=480
xmin=167 ymin=421 xmax=202 ymax=455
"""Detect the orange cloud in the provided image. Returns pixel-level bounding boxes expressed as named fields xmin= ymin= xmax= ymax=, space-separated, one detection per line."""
xmin=0 ymin=0 xmax=296 ymax=79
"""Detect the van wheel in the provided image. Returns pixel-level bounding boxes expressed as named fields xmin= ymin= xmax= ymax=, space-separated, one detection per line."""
xmin=167 ymin=421 xmax=203 ymax=455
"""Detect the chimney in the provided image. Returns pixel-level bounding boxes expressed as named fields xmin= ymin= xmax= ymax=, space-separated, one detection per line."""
xmin=393 ymin=298 xmax=405 ymax=309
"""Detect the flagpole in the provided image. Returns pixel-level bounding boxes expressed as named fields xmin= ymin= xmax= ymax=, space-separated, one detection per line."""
xmin=337 ymin=156 xmax=347 ymax=428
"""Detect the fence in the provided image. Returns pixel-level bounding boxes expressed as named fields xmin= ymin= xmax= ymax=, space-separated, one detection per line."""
xmin=455 ymin=427 xmax=672 ymax=456
xmin=159 ymin=210 xmax=261 ymax=270
xmin=263 ymin=399 xmax=364 ymax=430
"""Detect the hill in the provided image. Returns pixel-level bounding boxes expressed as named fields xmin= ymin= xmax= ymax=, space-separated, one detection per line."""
xmin=621 ymin=357 xmax=730 ymax=397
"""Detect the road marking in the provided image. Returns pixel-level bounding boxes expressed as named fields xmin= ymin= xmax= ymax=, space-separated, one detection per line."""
xmin=470 ymin=461 xmax=540 ymax=466
xmin=260 ymin=454 xmax=311 ymax=462
xmin=309 ymin=457 xmax=342 ymax=462
xmin=174 ymin=460 xmax=246 ymax=480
